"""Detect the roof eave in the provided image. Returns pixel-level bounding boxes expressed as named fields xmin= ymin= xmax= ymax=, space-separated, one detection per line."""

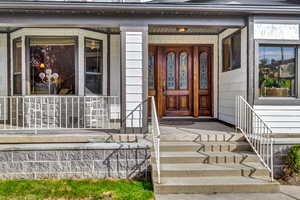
xmin=0 ymin=2 xmax=300 ymax=15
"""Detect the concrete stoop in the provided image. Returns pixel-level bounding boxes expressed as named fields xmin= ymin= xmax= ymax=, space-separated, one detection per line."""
xmin=151 ymin=131 xmax=280 ymax=198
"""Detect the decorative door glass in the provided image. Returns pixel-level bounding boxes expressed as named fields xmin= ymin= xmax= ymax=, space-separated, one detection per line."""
xmin=167 ymin=52 xmax=175 ymax=89
xmin=200 ymin=52 xmax=208 ymax=89
xmin=179 ymin=52 xmax=188 ymax=89
xmin=148 ymin=52 xmax=155 ymax=89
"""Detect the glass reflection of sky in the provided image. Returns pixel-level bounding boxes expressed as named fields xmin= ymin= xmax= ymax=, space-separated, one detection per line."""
xmin=259 ymin=46 xmax=295 ymax=64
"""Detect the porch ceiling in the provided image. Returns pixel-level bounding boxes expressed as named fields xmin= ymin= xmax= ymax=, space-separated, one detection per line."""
xmin=0 ymin=27 xmax=19 ymax=33
xmin=148 ymin=25 xmax=225 ymax=34
xmin=3 ymin=26 xmax=228 ymax=35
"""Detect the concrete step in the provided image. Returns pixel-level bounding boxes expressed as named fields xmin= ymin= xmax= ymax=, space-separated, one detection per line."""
xmin=158 ymin=141 xmax=251 ymax=152
xmin=155 ymin=192 xmax=293 ymax=200
xmin=160 ymin=133 xmax=245 ymax=142
xmin=154 ymin=176 xmax=280 ymax=194
xmin=152 ymin=162 xmax=269 ymax=177
xmin=153 ymin=151 xmax=260 ymax=164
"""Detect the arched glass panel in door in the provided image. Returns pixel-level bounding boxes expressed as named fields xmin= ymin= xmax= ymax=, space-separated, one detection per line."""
xmin=200 ymin=52 xmax=208 ymax=89
xmin=167 ymin=52 xmax=175 ymax=89
xmin=179 ymin=52 xmax=188 ymax=89
xmin=148 ymin=52 xmax=155 ymax=89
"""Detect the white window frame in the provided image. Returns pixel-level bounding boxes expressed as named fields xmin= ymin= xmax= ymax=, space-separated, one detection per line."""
xmin=10 ymin=28 xmax=108 ymax=96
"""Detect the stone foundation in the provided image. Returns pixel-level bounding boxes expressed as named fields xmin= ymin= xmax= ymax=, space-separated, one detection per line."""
xmin=0 ymin=142 xmax=150 ymax=180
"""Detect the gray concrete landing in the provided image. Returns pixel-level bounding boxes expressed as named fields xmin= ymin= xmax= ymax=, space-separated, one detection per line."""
xmin=160 ymin=121 xmax=235 ymax=136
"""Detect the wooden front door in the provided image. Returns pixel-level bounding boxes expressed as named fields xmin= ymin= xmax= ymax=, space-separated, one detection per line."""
xmin=149 ymin=45 xmax=212 ymax=118
xmin=197 ymin=46 xmax=212 ymax=116
xmin=162 ymin=47 xmax=193 ymax=116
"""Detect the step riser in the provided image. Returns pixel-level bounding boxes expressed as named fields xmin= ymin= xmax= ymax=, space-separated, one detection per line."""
xmin=153 ymin=156 xmax=259 ymax=164
xmin=160 ymin=135 xmax=245 ymax=142
xmin=154 ymin=169 xmax=269 ymax=177
xmin=158 ymin=145 xmax=251 ymax=152
xmin=155 ymin=184 xmax=280 ymax=194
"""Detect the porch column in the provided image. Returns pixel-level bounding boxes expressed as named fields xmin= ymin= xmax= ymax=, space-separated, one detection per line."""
xmin=120 ymin=26 xmax=148 ymax=132
xmin=248 ymin=16 xmax=255 ymax=105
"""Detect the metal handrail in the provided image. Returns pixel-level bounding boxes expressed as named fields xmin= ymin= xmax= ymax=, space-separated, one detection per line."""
xmin=123 ymin=96 xmax=161 ymax=183
xmin=0 ymin=96 xmax=120 ymax=132
xmin=150 ymin=96 xmax=161 ymax=184
xmin=123 ymin=98 xmax=148 ymax=134
xmin=235 ymin=96 xmax=274 ymax=181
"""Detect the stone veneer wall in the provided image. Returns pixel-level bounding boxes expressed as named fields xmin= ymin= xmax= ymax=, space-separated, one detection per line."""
xmin=273 ymin=144 xmax=299 ymax=178
xmin=0 ymin=143 xmax=150 ymax=180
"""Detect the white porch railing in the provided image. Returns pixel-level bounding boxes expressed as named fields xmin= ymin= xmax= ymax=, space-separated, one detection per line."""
xmin=150 ymin=96 xmax=161 ymax=184
xmin=235 ymin=96 xmax=274 ymax=181
xmin=0 ymin=96 xmax=120 ymax=132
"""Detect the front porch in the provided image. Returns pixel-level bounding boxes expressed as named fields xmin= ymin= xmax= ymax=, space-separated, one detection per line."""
xmin=0 ymin=24 xmax=246 ymax=135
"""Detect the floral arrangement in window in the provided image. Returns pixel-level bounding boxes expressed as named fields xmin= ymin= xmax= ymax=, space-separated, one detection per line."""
xmin=261 ymin=77 xmax=290 ymax=97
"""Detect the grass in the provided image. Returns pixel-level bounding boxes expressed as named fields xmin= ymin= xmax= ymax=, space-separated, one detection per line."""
xmin=0 ymin=179 xmax=153 ymax=200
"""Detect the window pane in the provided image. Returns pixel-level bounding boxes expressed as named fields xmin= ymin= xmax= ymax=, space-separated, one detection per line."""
xmin=167 ymin=52 xmax=175 ymax=90
xmin=223 ymin=37 xmax=231 ymax=72
xmin=259 ymin=45 xmax=296 ymax=97
xmin=231 ymin=33 xmax=241 ymax=70
xmin=13 ymin=38 xmax=22 ymax=95
xmin=29 ymin=37 xmax=76 ymax=95
xmin=200 ymin=52 xmax=208 ymax=89
xmin=13 ymin=38 xmax=22 ymax=73
xmin=148 ymin=52 xmax=155 ymax=90
xmin=13 ymin=74 xmax=22 ymax=95
xmin=85 ymin=38 xmax=103 ymax=95
xmin=179 ymin=52 xmax=188 ymax=89
xmin=85 ymin=74 xmax=102 ymax=95
xmin=223 ymin=31 xmax=241 ymax=72
xmin=85 ymin=39 xmax=103 ymax=73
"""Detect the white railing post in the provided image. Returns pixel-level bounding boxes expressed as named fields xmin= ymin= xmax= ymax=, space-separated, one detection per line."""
xmin=236 ymin=96 xmax=274 ymax=181
xmin=0 ymin=96 xmax=120 ymax=132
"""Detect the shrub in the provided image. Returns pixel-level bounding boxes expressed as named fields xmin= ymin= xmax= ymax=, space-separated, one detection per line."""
xmin=288 ymin=145 xmax=300 ymax=173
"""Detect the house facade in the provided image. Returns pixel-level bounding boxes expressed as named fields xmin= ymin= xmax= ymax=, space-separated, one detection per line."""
xmin=0 ymin=0 xmax=299 ymax=180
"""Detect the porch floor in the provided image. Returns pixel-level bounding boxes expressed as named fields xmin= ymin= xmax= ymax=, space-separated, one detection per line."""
xmin=159 ymin=120 xmax=236 ymax=137
xmin=0 ymin=129 xmax=144 ymax=144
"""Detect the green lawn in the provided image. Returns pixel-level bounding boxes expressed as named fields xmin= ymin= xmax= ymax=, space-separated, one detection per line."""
xmin=0 ymin=179 xmax=153 ymax=200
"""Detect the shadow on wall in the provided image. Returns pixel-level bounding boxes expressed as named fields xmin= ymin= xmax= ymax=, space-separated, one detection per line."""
xmin=0 ymin=147 xmax=151 ymax=180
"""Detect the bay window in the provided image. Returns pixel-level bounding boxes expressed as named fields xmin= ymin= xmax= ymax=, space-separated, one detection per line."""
xmin=11 ymin=29 xmax=106 ymax=97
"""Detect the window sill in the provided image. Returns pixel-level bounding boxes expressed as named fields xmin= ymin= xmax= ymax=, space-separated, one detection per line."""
xmin=255 ymin=97 xmax=300 ymax=105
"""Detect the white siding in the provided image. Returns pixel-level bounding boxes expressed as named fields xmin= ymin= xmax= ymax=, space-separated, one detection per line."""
xmin=218 ymin=28 xmax=248 ymax=124
xmin=252 ymin=19 xmax=300 ymax=135
xmin=125 ymin=32 xmax=144 ymax=127
xmin=254 ymin=105 xmax=300 ymax=134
